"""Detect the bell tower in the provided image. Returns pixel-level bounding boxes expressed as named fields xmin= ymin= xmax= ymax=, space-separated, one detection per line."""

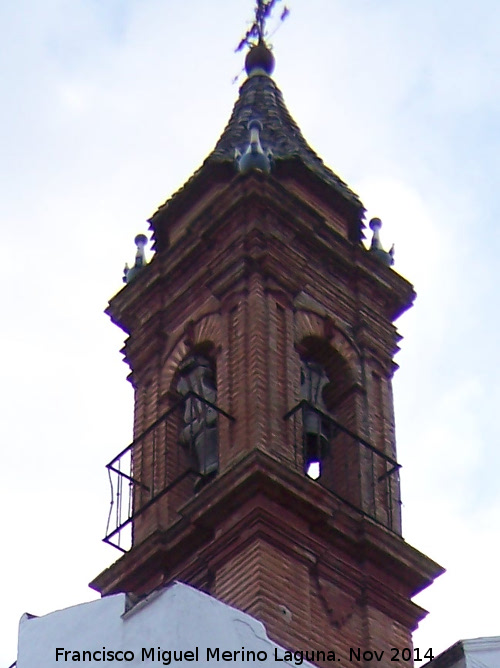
xmin=91 ymin=23 xmax=442 ymax=664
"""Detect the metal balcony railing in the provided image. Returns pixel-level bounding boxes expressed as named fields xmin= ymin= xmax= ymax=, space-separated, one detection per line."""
xmin=105 ymin=395 xmax=399 ymax=550
xmin=284 ymin=400 xmax=402 ymax=532
xmin=104 ymin=392 xmax=234 ymax=552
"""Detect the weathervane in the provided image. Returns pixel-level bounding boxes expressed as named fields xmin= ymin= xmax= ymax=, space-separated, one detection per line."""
xmin=236 ymin=0 xmax=290 ymax=52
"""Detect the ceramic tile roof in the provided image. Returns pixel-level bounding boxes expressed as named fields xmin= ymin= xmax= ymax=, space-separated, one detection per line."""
xmin=150 ymin=69 xmax=363 ymax=234
xmin=209 ymin=71 xmax=362 ymax=208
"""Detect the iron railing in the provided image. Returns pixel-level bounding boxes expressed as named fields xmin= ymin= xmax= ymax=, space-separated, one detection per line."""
xmin=105 ymin=395 xmax=400 ymax=550
xmin=104 ymin=392 xmax=234 ymax=552
xmin=284 ymin=400 xmax=402 ymax=532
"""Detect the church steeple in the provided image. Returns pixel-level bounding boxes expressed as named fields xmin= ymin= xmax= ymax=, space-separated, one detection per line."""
xmin=150 ymin=41 xmax=364 ymax=254
xmin=92 ymin=19 xmax=443 ymax=661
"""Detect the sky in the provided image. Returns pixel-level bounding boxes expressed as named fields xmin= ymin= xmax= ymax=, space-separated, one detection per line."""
xmin=2 ymin=0 xmax=500 ymax=663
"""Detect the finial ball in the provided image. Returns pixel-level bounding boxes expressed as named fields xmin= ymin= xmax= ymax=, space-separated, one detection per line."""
xmin=369 ymin=217 xmax=382 ymax=231
xmin=245 ymin=41 xmax=275 ymax=76
xmin=135 ymin=234 xmax=148 ymax=248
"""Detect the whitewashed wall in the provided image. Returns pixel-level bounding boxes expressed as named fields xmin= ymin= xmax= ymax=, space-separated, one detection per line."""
xmin=425 ymin=636 xmax=500 ymax=668
xmin=16 ymin=583 xmax=311 ymax=668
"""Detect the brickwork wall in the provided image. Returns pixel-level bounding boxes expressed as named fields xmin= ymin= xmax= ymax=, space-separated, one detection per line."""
xmin=125 ymin=207 xmax=406 ymax=543
xmin=97 ymin=175 xmax=434 ymax=664
xmin=362 ymin=605 xmax=414 ymax=666
xmin=212 ymin=531 xmax=419 ymax=668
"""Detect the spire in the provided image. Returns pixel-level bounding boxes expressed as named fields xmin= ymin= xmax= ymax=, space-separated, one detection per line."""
xmin=209 ymin=71 xmax=362 ymax=207
xmin=150 ymin=53 xmax=363 ymax=246
xmin=149 ymin=1 xmax=364 ymax=250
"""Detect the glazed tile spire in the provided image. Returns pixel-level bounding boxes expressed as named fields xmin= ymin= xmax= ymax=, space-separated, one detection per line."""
xmin=211 ymin=41 xmax=362 ymax=207
xmin=150 ymin=40 xmax=364 ymax=249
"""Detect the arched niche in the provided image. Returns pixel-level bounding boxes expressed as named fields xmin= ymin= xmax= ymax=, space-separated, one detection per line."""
xmin=168 ymin=341 xmax=219 ymax=489
xmin=174 ymin=346 xmax=218 ymax=486
xmin=161 ymin=312 xmax=222 ymax=398
xmin=295 ymin=336 xmax=362 ymax=506
xmin=298 ymin=336 xmax=355 ymax=410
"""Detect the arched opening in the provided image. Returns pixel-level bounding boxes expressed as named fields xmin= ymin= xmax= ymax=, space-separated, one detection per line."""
xmin=297 ymin=337 xmax=355 ymax=488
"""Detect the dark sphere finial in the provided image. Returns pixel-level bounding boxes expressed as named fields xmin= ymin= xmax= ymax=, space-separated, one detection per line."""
xmin=245 ymin=41 xmax=275 ymax=76
xmin=134 ymin=233 xmax=148 ymax=248
xmin=369 ymin=217 xmax=382 ymax=232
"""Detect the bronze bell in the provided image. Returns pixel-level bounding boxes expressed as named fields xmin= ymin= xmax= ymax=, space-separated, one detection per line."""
xmin=300 ymin=359 xmax=330 ymax=473
xmin=303 ymin=408 xmax=329 ymax=468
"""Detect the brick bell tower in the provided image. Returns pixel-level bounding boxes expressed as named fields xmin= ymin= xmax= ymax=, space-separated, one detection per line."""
xmin=91 ymin=32 xmax=443 ymax=664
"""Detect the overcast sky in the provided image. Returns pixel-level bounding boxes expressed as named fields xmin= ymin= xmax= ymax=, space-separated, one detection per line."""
xmin=2 ymin=0 xmax=500 ymax=664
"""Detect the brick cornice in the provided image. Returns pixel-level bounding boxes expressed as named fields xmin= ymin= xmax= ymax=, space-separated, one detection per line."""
xmin=91 ymin=449 xmax=442 ymax=630
xmin=108 ymin=174 xmax=413 ymax=339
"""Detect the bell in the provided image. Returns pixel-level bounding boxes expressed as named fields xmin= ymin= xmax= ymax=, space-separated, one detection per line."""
xmin=303 ymin=408 xmax=329 ymax=467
